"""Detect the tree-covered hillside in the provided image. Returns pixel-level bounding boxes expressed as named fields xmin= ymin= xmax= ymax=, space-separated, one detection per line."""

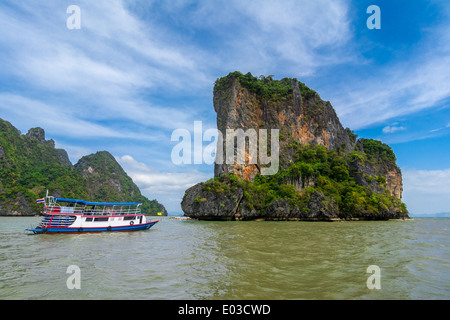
xmin=0 ymin=118 xmax=167 ymax=216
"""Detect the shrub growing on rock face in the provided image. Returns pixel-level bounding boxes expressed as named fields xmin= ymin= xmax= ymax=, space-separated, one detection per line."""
xmin=215 ymin=71 xmax=295 ymax=102
xmin=359 ymin=138 xmax=397 ymax=163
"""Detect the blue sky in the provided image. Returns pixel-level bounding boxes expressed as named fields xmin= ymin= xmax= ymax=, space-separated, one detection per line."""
xmin=0 ymin=0 xmax=449 ymax=215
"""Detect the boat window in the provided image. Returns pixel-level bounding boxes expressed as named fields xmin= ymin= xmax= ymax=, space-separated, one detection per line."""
xmin=61 ymin=206 xmax=74 ymax=213
xmin=94 ymin=217 xmax=109 ymax=222
xmin=123 ymin=216 xmax=136 ymax=221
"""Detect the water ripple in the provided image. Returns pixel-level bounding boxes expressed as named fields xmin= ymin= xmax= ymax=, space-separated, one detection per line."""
xmin=0 ymin=217 xmax=448 ymax=299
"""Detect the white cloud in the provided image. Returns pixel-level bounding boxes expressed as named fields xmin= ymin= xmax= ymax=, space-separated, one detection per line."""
xmin=0 ymin=94 xmax=169 ymax=142
xmin=0 ymin=0 xmax=208 ymax=91
xmin=0 ymin=0 xmax=357 ymax=134
xmin=2 ymin=0 xmax=449 ymax=135
xmin=403 ymin=169 xmax=450 ymax=215
xmin=247 ymin=0 xmax=352 ymax=75
xmin=116 ymin=155 xmax=211 ymax=212
xmin=0 ymin=0 xmax=210 ymax=133
xmin=0 ymin=94 xmax=122 ymax=138
xmin=333 ymin=22 xmax=450 ymax=130
xmin=334 ymin=57 xmax=450 ymax=130
xmin=145 ymin=0 xmax=354 ymax=76
xmin=382 ymin=125 xmax=406 ymax=134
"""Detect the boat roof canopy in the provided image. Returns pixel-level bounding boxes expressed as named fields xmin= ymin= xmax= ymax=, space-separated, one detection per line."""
xmin=54 ymin=198 xmax=141 ymax=206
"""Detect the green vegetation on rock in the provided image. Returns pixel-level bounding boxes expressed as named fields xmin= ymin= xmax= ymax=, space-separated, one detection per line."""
xmin=198 ymin=142 xmax=407 ymax=219
xmin=359 ymin=138 xmax=397 ymax=162
xmin=215 ymin=71 xmax=295 ymax=101
xmin=215 ymin=71 xmax=319 ymax=103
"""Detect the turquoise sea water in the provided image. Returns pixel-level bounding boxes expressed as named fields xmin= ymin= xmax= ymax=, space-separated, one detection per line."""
xmin=0 ymin=217 xmax=448 ymax=300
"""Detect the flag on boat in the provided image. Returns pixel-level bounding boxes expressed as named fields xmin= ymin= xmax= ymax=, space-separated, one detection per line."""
xmin=36 ymin=198 xmax=45 ymax=203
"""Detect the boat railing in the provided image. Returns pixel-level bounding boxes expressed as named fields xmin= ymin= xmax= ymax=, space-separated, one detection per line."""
xmin=43 ymin=206 xmax=142 ymax=216
xmin=38 ymin=215 xmax=77 ymax=227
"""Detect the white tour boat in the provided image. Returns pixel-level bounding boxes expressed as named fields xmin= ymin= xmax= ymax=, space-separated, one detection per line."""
xmin=26 ymin=195 xmax=160 ymax=234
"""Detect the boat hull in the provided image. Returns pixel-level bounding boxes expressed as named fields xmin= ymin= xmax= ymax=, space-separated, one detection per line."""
xmin=27 ymin=220 xmax=159 ymax=234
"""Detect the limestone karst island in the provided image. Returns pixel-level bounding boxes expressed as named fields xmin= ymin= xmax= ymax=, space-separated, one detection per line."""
xmin=0 ymin=119 xmax=167 ymax=217
xmin=182 ymin=72 xmax=408 ymax=221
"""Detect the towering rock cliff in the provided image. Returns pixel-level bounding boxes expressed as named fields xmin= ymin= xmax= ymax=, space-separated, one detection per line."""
xmin=0 ymin=118 xmax=167 ymax=216
xmin=182 ymin=72 xmax=407 ymax=221
xmin=213 ymin=72 xmax=354 ymax=181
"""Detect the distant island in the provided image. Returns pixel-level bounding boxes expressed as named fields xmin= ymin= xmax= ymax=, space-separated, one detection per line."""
xmin=414 ymin=212 xmax=450 ymax=218
xmin=182 ymin=72 xmax=409 ymax=221
xmin=0 ymin=118 xmax=167 ymax=216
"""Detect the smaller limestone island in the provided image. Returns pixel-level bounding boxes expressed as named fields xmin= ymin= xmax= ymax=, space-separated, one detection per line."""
xmin=182 ymin=72 xmax=409 ymax=221
xmin=0 ymin=118 xmax=167 ymax=216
